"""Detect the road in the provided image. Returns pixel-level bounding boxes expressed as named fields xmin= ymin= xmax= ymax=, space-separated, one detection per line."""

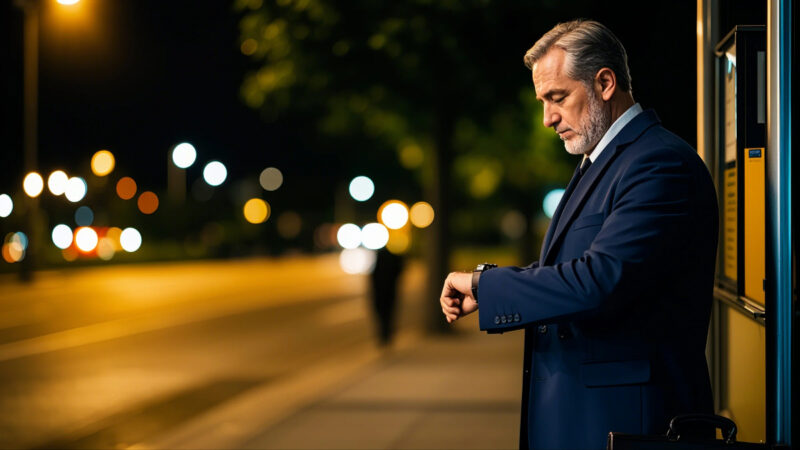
xmin=0 ymin=255 xmax=425 ymax=449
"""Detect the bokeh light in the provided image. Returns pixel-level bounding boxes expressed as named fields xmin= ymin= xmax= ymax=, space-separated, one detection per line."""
xmin=336 ymin=223 xmax=361 ymax=249
xmin=543 ymin=189 xmax=565 ymax=219
xmin=74 ymin=206 xmax=94 ymax=226
xmin=57 ymin=0 xmax=80 ymax=5
xmin=0 ymin=194 xmax=12 ymax=218
xmin=379 ymin=200 xmax=409 ymax=230
xmin=52 ymin=224 xmax=74 ymax=250
xmin=172 ymin=142 xmax=197 ymax=169
xmin=65 ymin=177 xmax=87 ymax=203
xmin=348 ymin=176 xmax=374 ymax=202
xmin=338 ymin=248 xmax=377 ymax=275
xmin=2 ymin=240 xmax=25 ymax=263
xmin=398 ymin=142 xmax=424 ymax=169
xmin=137 ymin=191 xmax=159 ymax=214
xmin=500 ymin=210 xmax=527 ymax=239
xmin=116 ymin=177 xmax=137 ymax=200
xmin=277 ymin=211 xmax=302 ymax=239
xmin=91 ymin=150 xmax=115 ymax=176
xmin=106 ymin=227 xmax=123 ymax=251
xmin=23 ymin=172 xmax=44 ymax=197
xmin=120 ymin=227 xmax=142 ymax=252
xmin=243 ymin=198 xmax=270 ymax=224
xmin=386 ymin=228 xmax=411 ymax=254
xmin=361 ymin=223 xmax=389 ymax=250
xmin=409 ymin=202 xmax=435 ymax=228
xmin=97 ymin=237 xmax=115 ymax=260
xmin=241 ymin=38 xmax=258 ymax=55
xmin=9 ymin=232 xmax=28 ymax=251
xmin=75 ymin=227 xmax=98 ymax=252
xmin=203 ymin=161 xmax=227 ymax=186
xmin=47 ymin=170 xmax=69 ymax=195
xmin=259 ymin=167 xmax=283 ymax=191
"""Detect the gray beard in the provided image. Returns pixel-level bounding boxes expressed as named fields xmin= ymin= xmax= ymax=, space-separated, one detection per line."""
xmin=564 ymin=91 xmax=612 ymax=155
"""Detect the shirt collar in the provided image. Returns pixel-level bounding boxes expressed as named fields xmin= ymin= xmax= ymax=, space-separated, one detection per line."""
xmin=587 ymin=103 xmax=643 ymax=163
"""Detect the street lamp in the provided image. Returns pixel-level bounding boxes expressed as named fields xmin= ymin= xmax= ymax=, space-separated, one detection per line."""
xmin=13 ymin=0 xmax=81 ymax=278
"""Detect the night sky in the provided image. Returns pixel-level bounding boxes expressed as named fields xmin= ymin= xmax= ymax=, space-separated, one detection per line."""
xmin=2 ymin=1 xmax=701 ymax=197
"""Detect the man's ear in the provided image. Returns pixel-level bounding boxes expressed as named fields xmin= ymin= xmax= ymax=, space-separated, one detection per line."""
xmin=595 ymin=68 xmax=616 ymax=101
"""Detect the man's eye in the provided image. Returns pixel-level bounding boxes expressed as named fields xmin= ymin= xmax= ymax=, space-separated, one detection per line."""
xmin=553 ymin=96 xmax=565 ymax=103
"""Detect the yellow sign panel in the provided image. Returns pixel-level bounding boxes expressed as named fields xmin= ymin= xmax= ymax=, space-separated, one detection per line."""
xmin=743 ymin=148 xmax=765 ymax=304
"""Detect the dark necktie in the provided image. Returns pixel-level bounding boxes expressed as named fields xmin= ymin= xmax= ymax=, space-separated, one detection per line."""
xmin=579 ymin=157 xmax=592 ymax=176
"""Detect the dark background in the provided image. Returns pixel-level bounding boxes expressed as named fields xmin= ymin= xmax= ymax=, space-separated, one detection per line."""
xmin=2 ymin=1 xmax=701 ymax=194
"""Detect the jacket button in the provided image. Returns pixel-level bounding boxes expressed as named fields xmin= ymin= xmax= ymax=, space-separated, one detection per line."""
xmin=538 ymin=325 xmax=548 ymax=334
xmin=506 ymin=314 xmax=513 ymax=323
xmin=513 ymin=314 xmax=520 ymax=322
xmin=501 ymin=315 xmax=508 ymax=324
xmin=494 ymin=316 xmax=501 ymax=325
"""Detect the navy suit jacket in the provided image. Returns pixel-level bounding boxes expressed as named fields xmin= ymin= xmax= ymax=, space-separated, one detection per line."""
xmin=477 ymin=110 xmax=718 ymax=449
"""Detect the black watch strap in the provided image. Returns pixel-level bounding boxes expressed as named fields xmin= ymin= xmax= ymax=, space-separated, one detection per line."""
xmin=472 ymin=263 xmax=497 ymax=303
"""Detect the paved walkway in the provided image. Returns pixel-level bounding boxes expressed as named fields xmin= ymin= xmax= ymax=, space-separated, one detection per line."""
xmin=139 ymin=315 xmax=524 ymax=449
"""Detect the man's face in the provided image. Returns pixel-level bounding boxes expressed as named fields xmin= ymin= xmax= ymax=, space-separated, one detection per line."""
xmin=532 ymin=48 xmax=610 ymax=155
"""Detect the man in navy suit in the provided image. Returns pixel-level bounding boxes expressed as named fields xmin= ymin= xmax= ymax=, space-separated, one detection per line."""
xmin=440 ymin=20 xmax=718 ymax=449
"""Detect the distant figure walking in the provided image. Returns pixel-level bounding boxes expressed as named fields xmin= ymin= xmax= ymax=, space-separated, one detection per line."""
xmin=369 ymin=248 xmax=404 ymax=346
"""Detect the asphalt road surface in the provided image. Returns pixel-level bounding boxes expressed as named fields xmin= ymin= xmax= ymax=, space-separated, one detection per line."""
xmin=0 ymin=255 xmax=424 ymax=449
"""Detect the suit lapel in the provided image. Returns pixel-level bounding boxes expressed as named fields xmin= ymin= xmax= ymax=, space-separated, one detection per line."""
xmin=541 ymin=110 xmax=662 ymax=264
xmin=539 ymin=164 xmax=582 ymax=261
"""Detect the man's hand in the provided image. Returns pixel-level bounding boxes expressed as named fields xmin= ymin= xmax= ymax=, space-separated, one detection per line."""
xmin=440 ymin=272 xmax=478 ymax=323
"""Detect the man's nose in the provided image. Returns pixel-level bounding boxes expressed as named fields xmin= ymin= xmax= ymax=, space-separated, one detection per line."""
xmin=542 ymin=105 xmax=559 ymax=129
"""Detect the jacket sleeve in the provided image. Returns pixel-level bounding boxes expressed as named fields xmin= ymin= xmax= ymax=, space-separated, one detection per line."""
xmin=478 ymin=148 xmax=695 ymax=333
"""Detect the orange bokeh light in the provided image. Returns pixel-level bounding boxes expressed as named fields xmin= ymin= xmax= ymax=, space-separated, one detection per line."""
xmin=116 ymin=177 xmax=137 ymax=200
xmin=137 ymin=191 xmax=159 ymax=214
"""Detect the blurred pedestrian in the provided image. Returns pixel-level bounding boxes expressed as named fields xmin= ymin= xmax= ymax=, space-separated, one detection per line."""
xmin=369 ymin=248 xmax=404 ymax=346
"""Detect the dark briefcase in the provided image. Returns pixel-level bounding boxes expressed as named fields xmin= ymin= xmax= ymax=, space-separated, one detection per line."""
xmin=607 ymin=414 xmax=770 ymax=450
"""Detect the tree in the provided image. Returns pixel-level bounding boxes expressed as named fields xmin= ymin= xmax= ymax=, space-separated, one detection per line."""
xmin=235 ymin=0 xmax=574 ymax=331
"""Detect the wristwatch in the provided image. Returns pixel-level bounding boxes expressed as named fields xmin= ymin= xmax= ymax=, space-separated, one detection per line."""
xmin=471 ymin=263 xmax=497 ymax=304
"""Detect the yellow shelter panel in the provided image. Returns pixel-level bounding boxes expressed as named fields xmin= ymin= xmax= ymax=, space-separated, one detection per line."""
xmin=722 ymin=307 xmax=766 ymax=442
xmin=723 ymin=167 xmax=738 ymax=281
xmin=743 ymin=148 xmax=765 ymax=304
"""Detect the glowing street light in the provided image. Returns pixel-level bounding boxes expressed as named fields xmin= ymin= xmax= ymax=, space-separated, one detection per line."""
xmin=543 ymin=189 xmax=565 ymax=219
xmin=172 ymin=142 xmax=197 ymax=169
xmin=90 ymin=150 xmax=115 ymax=176
xmin=336 ymin=223 xmax=361 ymax=249
xmin=56 ymin=0 xmax=80 ymax=5
xmin=23 ymin=172 xmax=44 ymax=197
xmin=203 ymin=161 xmax=227 ymax=186
xmin=65 ymin=177 xmax=87 ymax=203
xmin=51 ymin=224 xmax=73 ymax=250
xmin=120 ymin=227 xmax=142 ymax=252
xmin=48 ymin=170 xmax=69 ymax=195
xmin=0 ymin=194 xmax=12 ymax=218
xmin=348 ymin=176 xmax=374 ymax=202
xmin=361 ymin=223 xmax=389 ymax=250
xmin=379 ymin=200 xmax=409 ymax=229
xmin=74 ymin=227 xmax=98 ymax=252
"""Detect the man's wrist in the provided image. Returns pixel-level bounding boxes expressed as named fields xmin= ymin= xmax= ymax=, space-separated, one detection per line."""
xmin=471 ymin=263 xmax=497 ymax=304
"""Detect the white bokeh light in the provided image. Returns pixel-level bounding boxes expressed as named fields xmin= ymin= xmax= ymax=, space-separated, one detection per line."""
xmin=172 ymin=142 xmax=197 ymax=169
xmin=348 ymin=176 xmax=374 ymax=202
xmin=380 ymin=202 xmax=409 ymax=229
xmin=336 ymin=223 xmax=362 ymax=249
xmin=338 ymin=248 xmax=377 ymax=275
xmin=120 ymin=227 xmax=142 ymax=252
xmin=75 ymin=227 xmax=98 ymax=252
xmin=0 ymin=194 xmax=12 ymax=218
xmin=203 ymin=161 xmax=227 ymax=186
xmin=543 ymin=189 xmax=565 ymax=219
xmin=48 ymin=170 xmax=69 ymax=195
xmin=23 ymin=172 xmax=44 ymax=197
xmin=51 ymin=224 xmax=74 ymax=250
xmin=360 ymin=223 xmax=389 ymax=250
xmin=65 ymin=177 xmax=87 ymax=203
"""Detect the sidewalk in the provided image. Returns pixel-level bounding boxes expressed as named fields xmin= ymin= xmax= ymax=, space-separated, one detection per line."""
xmin=140 ymin=315 xmax=524 ymax=450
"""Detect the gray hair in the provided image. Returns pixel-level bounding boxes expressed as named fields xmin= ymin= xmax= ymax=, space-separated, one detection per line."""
xmin=524 ymin=19 xmax=632 ymax=93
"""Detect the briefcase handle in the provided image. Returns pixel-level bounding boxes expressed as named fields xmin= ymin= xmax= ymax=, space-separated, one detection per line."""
xmin=666 ymin=414 xmax=738 ymax=444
